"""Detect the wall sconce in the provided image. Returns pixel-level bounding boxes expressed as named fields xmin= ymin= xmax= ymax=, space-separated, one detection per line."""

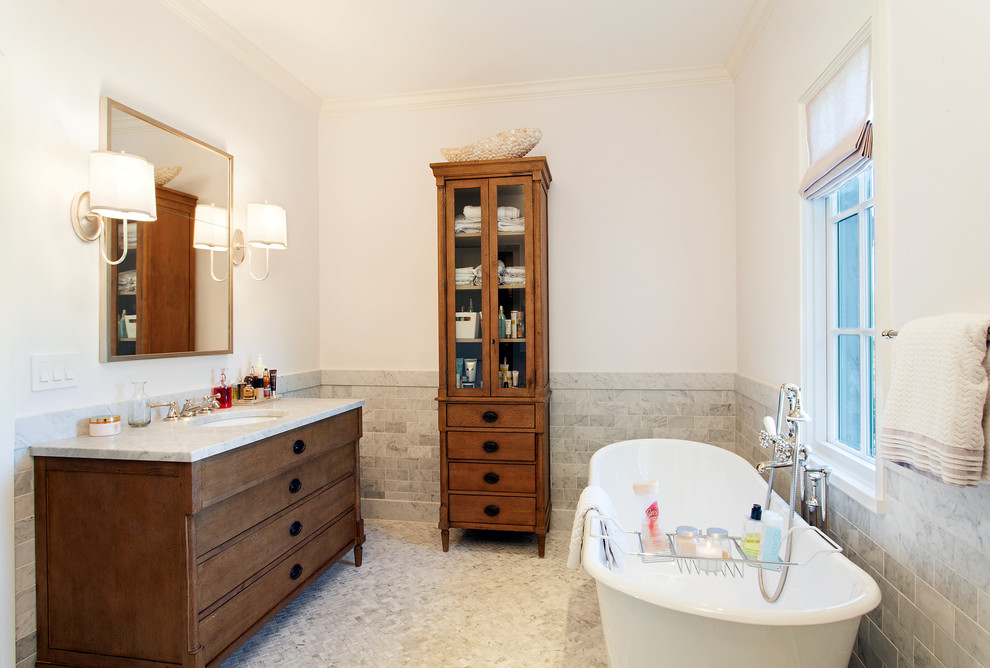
xmin=244 ymin=202 xmax=287 ymax=281
xmin=193 ymin=203 xmax=231 ymax=281
xmin=70 ymin=151 xmax=157 ymax=265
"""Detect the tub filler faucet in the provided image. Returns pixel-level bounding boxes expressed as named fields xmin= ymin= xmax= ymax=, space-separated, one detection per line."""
xmin=755 ymin=383 xmax=813 ymax=603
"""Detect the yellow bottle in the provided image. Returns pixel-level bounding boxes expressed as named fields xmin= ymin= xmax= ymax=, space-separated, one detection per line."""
xmin=742 ymin=504 xmax=764 ymax=558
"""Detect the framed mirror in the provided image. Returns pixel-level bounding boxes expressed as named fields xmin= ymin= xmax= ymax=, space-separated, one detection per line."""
xmin=99 ymin=98 xmax=233 ymax=361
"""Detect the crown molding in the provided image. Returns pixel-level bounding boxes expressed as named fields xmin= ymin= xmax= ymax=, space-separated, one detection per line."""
xmin=156 ymin=0 xmax=323 ymax=115
xmin=724 ymin=0 xmax=778 ymax=79
xmin=319 ymin=66 xmax=732 ymax=117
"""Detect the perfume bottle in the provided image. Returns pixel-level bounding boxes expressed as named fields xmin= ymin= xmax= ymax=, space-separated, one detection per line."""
xmin=498 ymin=305 xmax=506 ymax=339
xmin=213 ymin=368 xmax=232 ymax=408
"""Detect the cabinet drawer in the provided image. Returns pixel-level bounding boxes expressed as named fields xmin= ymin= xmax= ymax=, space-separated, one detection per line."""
xmin=197 ymin=410 xmax=360 ymax=507
xmin=448 ymin=494 xmax=536 ymax=526
xmin=197 ymin=473 xmax=355 ymax=613
xmin=199 ymin=510 xmax=357 ymax=663
xmin=195 ymin=444 xmax=355 ymax=557
xmin=448 ymin=463 xmax=535 ymax=494
xmin=447 ymin=431 xmax=535 ymax=461
xmin=446 ymin=403 xmax=535 ymax=429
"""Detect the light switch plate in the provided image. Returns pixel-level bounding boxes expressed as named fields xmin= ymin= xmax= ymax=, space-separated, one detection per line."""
xmin=31 ymin=354 xmax=79 ymax=391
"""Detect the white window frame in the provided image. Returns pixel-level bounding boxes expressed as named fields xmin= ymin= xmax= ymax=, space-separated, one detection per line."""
xmin=806 ymin=166 xmax=884 ymax=511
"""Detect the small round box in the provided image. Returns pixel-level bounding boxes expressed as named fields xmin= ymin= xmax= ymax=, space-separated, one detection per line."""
xmin=89 ymin=415 xmax=121 ymax=437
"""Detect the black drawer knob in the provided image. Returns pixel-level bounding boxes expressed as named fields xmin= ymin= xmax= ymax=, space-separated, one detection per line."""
xmin=288 ymin=478 xmax=302 ymax=494
xmin=483 ymin=472 xmax=500 ymax=484
xmin=484 ymin=505 xmax=500 ymax=517
xmin=482 ymin=411 xmax=498 ymax=423
xmin=482 ymin=441 xmax=499 ymax=453
xmin=289 ymin=563 xmax=303 ymax=580
xmin=289 ymin=521 xmax=303 ymax=537
xmin=292 ymin=440 xmax=307 ymax=455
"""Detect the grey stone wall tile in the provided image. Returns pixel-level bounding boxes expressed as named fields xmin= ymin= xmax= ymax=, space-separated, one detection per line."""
xmin=917 ymin=578 xmax=955 ymax=637
xmin=935 ymin=563 xmax=979 ymax=620
xmin=955 ymin=610 xmax=990 ymax=664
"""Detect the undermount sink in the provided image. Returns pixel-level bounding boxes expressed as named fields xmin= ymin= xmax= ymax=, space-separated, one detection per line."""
xmin=188 ymin=409 xmax=289 ymax=427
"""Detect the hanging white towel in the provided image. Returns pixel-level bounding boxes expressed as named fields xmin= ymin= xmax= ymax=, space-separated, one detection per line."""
xmin=567 ymin=485 xmax=626 ymax=572
xmin=879 ymin=313 xmax=990 ymax=487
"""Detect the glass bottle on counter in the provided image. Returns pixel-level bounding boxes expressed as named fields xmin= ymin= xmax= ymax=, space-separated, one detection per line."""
xmin=128 ymin=381 xmax=152 ymax=427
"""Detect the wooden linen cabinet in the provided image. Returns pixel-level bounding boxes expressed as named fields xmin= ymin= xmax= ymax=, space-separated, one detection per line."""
xmin=431 ymin=156 xmax=551 ymax=556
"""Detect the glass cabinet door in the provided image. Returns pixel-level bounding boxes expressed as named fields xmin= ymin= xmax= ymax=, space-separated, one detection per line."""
xmin=448 ymin=181 xmax=489 ymax=393
xmin=491 ymin=179 xmax=530 ymax=395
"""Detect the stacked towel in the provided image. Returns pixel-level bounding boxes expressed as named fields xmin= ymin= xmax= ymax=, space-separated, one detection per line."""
xmin=567 ymin=485 xmax=626 ymax=572
xmin=497 ymin=218 xmax=525 ymax=233
xmin=497 ymin=205 xmax=520 ymax=219
xmin=118 ymin=224 xmax=137 ymax=249
xmin=502 ymin=266 xmax=525 ymax=286
xmin=454 ymin=215 xmax=481 ymax=235
xmin=454 ymin=266 xmax=479 ymax=287
xmin=879 ymin=313 xmax=990 ymax=487
xmin=462 ymin=205 xmax=482 ymax=220
xmin=118 ymin=269 xmax=137 ymax=293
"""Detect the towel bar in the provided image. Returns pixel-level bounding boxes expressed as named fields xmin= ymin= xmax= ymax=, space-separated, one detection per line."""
xmin=881 ymin=329 xmax=898 ymax=338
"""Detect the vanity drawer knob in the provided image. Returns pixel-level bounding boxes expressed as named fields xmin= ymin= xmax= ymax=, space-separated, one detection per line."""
xmin=289 ymin=521 xmax=303 ymax=537
xmin=482 ymin=441 xmax=499 ymax=453
xmin=292 ymin=440 xmax=307 ymax=455
xmin=289 ymin=563 xmax=304 ymax=580
xmin=484 ymin=505 xmax=500 ymax=517
xmin=482 ymin=411 xmax=498 ymax=423
xmin=288 ymin=478 xmax=302 ymax=494
xmin=483 ymin=472 xmax=500 ymax=484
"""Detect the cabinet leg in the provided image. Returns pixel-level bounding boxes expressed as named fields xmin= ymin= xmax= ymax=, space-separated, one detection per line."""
xmin=441 ymin=529 xmax=449 ymax=552
xmin=354 ymin=544 xmax=363 ymax=567
xmin=537 ymin=533 xmax=546 ymax=558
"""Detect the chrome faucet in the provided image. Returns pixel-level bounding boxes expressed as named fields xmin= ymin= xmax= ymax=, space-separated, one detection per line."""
xmin=180 ymin=393 xmax=221 ymax=418
xmin=755 ymin=383 xmax=813 ymax=603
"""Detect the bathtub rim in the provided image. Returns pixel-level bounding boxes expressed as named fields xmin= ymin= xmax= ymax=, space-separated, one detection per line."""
xmin=581 ymin=438 xmax=882 ymax=627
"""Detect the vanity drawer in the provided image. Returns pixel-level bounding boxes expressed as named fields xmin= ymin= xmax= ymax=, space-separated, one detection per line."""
xmin=445 ymin=403 xmax=535 ymax=429
xmin=197 ymin=473 xmax=355 ymax=613
xmin=447 ymin=431 xmax=535 ymax=461
xmin=448 ymin=462 xmax=536 ymax=494
xmin=448 ymin=494 xmax=536 ymax=526
xmin=199 ymin=509 xmax=357 ymax=663
xmin=195 ymin=444 xmax=355 ymax=557
xmin=196 ymin=409 xmax=361 ymax=507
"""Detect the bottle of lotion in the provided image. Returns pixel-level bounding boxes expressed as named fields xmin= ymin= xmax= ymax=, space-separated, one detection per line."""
xmin=760 ymin=509 xmax=783 ymax=570
xmin=633 ymin=480 xmax=669 ymax=554
xmin=742 ymin=504 xmax=764 ymax=558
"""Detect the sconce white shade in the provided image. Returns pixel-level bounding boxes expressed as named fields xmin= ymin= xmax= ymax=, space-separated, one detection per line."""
xmin=88 ymin=151 xmax=157 ymax=222
xmin=193 ymin=204 xmax=229 ymax=250
xmin=245 ymin=202 xmax=287 ymax=249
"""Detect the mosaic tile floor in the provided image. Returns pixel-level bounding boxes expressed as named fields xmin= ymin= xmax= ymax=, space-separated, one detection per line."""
xmin=221 ymin=520 xmax=607 ymax=667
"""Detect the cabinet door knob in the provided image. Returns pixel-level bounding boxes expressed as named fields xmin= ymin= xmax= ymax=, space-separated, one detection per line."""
xmin=482 ymin=441 xmax=499 ymax=453
xmin=484 ymin=505 xmax=500 ymax=517
xmin=288 ymin=478 xmax=302 ymax=494
xmin=289 ymin=521 xmax=303 ymax=537
xmin=292 ymin=440 xmax=307 ymax=455
xmin=289 ymin=563 xmax=304 ymax=580
xmin=483 ymin=472 xmax=500 ymax=484
xmin=482 ymin=411 xmax=498 ymax=423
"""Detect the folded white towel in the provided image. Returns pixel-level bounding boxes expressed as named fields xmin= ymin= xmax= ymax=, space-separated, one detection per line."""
xmin=879 ymin=313 xmax=990 ymax=486
xmin=462 ymin=205 xmax=482 ymax=220
xmin=497 ymin=206 xmax=520 ymax=220
xmin=567 ymin=485 xmax=626 ymax=572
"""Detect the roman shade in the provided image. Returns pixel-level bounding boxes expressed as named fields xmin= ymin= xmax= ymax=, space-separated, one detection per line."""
xmin=801 ymin=38 xmax=873 ymax=199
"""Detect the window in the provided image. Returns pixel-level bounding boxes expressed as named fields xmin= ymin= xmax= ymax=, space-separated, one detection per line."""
xmin=807 ymin=166 xmax=877 ymax=497
xmin=802 ymin=25 xmax=878 ymax=504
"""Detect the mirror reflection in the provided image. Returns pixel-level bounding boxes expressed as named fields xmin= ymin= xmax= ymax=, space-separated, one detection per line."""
xmin=101 ymin=98 xmax=233 ymax=360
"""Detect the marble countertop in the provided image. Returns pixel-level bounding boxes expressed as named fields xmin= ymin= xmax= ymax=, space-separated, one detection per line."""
xmin=29 ymin=397 xmax=365 ymax=463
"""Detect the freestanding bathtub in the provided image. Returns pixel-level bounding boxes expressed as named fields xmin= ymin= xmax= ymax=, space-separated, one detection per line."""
xmin=581 ymin=439 xmax=880 ymax=668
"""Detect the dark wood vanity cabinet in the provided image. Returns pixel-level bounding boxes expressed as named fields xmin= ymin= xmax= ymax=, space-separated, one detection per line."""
xmin=34 ymin=408 xmax=364 ymax=668
xmin=431 ymin=157 xmax=551 ymax=557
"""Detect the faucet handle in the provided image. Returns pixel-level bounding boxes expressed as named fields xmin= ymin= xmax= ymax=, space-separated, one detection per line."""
xmin=150 ymin=400 xmax=178 ymax=421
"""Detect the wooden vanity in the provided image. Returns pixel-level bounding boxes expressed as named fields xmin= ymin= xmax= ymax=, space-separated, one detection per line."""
xmin=32 ymin=399 xmax=364 ymax=668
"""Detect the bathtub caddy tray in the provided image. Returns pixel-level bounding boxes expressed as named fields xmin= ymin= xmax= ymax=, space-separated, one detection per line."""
xmin=592 ymin=524 xmax=841 ymax=578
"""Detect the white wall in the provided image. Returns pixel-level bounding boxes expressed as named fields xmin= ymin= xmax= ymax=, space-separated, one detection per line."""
xmin=319 ymin=84 xmax=737 ymax=373
xmin=734 ymin=0 xmax=873 ymax=384
xmin=4 ymin=0 xmax=321 ymax=419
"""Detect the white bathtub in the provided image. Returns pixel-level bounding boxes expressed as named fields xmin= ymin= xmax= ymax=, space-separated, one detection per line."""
xmin=581 ymin=439 xmax=880 ymax=668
